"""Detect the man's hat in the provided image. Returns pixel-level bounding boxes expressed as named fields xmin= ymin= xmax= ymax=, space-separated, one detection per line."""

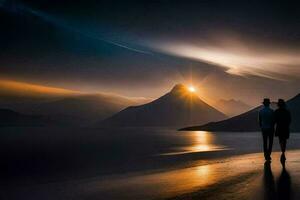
xmin=277 ymin=99 xmax=286 ymax=107
xmin=263 ymin=98 xmax=271 ymax=104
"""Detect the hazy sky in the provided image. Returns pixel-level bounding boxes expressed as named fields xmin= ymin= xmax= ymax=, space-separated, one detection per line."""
xmin=1 ymin=0 xmax=300 ymax=105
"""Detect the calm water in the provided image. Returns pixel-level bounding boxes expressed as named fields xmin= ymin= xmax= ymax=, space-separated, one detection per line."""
xmin=1 ymin=127 xmax=300 ymax=180
xmin=2 ymin=127 xmax=300 ymax=199
xmin=0 ymin=128 xmax=300 ymax=199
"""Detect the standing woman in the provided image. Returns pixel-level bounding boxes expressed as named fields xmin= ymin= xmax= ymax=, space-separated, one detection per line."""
xmin=274 ymin=99 xmax=291 ymax=163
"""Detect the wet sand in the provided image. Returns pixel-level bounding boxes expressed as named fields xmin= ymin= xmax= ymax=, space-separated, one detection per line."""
xmin=4 ymin=150 xmax=300 ymax=200
xmin=2 ymin=128 xmax=300 ymax=200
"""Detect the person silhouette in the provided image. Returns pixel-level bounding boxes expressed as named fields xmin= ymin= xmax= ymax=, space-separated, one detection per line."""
xmin=274 ymin=99 xmax=291 ymax=164
xmin=259 ymin=98 xmax=275 ymax=161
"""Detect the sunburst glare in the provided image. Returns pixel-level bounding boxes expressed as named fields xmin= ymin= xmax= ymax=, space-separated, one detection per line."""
xmin=188 ymin=86 xmax=196 ymax=93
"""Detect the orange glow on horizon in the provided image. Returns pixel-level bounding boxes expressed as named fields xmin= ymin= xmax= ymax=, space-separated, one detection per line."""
xmin=0 ymin=79 xmax=80 ymax=97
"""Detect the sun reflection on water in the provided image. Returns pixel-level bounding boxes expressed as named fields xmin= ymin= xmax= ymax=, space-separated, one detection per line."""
xmin=188 ymin=131 xmax=226 ymax=153
xmin=191 ymin=131 xmax=213 ymax=152
xmin=161 ymin=131 xmax=227 ymax=156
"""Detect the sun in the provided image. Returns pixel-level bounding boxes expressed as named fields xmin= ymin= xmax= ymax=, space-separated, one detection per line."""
xmin=188 ymin=86 xmax=196 ymax=93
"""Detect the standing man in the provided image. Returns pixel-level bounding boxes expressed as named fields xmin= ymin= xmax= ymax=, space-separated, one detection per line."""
xmin=274 ymin=99 xmax=291 ymax=164
xmin=259 ymin=98 xmax=275 ymax=161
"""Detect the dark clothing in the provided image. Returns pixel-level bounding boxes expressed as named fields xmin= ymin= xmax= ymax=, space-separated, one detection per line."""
xmin=262 ymin=129 xmax=274 ymax=158
xmin=259 ymin=106 xmax=274 ymax=130
xmin=259 ymin=106 xmax=275 ymax=159
xmin=279 ymin=138 xmax=287 ymax=153
xmin=274 ymin=108 xmax=291 ymax=140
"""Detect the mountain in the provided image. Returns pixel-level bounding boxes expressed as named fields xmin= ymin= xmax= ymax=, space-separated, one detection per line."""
xmin=0 ymin=109 xmax=49 ymax=127
xmin=0 ymin=80 xmax=150 ymax=126
xmin=214 ymin=99 xmax=252 ymax=117
xmin=29 ymin=94 xmax=149 ymax=125
xmin=180 ymin=94 xmax=300 ymax=132
xmin=100 ymin=84 xmax=227 ymax=127
xmin=0 ymin=94 xmax=149 ymax=126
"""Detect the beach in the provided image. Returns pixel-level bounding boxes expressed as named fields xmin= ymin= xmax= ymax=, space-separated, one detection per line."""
xmin=1 ymin=127 xmax=300 ymax=200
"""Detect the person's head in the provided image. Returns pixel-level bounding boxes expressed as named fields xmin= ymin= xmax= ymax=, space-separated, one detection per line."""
xmin=277 ymin=99 xmax=286 ymax=108
xmin=263 ymin=98 xmax=271 ymax=107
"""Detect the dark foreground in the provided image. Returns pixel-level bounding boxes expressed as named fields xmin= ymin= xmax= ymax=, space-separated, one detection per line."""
xmin=1 ymin=127 xmax=300 ymax=199
xmin=2 ymin=151 xmax=300 ymax=200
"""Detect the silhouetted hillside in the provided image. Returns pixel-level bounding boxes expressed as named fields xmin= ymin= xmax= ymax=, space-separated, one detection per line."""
xmin=100 ymin=84 xmax=226 ymax=127
xmin=0 ymin=109 xmax=48 ymax=127
xmin=180 ymin=94 xmax=300 ymax=132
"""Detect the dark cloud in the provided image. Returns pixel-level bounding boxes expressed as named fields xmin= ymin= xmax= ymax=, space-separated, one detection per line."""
xmin=1 ymin=0 xmax=300 ymax=103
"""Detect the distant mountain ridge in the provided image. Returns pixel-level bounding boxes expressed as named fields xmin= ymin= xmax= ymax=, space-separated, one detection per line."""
xmin=215 ymin=99 xmax=251 ymax=117
xmin=0 ymin=94 xmax=149 ymax=126
xmin=180 ymin=94 xmax=300 ymax=132
xmin=0 ymin=80 xmax=150 ymax=126
xmin=100 ymin=84 xmax=227 ymax=127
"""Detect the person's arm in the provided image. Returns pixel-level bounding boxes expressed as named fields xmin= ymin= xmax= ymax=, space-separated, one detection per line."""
xmin=258 ymin=111 xmax=262 ymax=127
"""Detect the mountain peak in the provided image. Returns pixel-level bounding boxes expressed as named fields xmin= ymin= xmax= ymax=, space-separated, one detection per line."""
xmin=169 ymin=84 xmax=199 ymax=99
xmin=170 ymin=83 xmax=186 ymax=93
xmin=100 ymin=83 xmax=226 ymax=127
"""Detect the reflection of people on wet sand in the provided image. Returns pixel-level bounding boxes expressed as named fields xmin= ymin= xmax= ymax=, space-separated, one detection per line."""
xmin=263 ymin=161 xmax=275 ymax=200
xmin=259 ymin=98 xmax=274 ymax=161
xmin=277 ymin=167 xmax=292 ymax=200
xmin=274 ymin=99 xmax=291 ymax=164
xmin=263 ymin=161 xmax=292 ymax=200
